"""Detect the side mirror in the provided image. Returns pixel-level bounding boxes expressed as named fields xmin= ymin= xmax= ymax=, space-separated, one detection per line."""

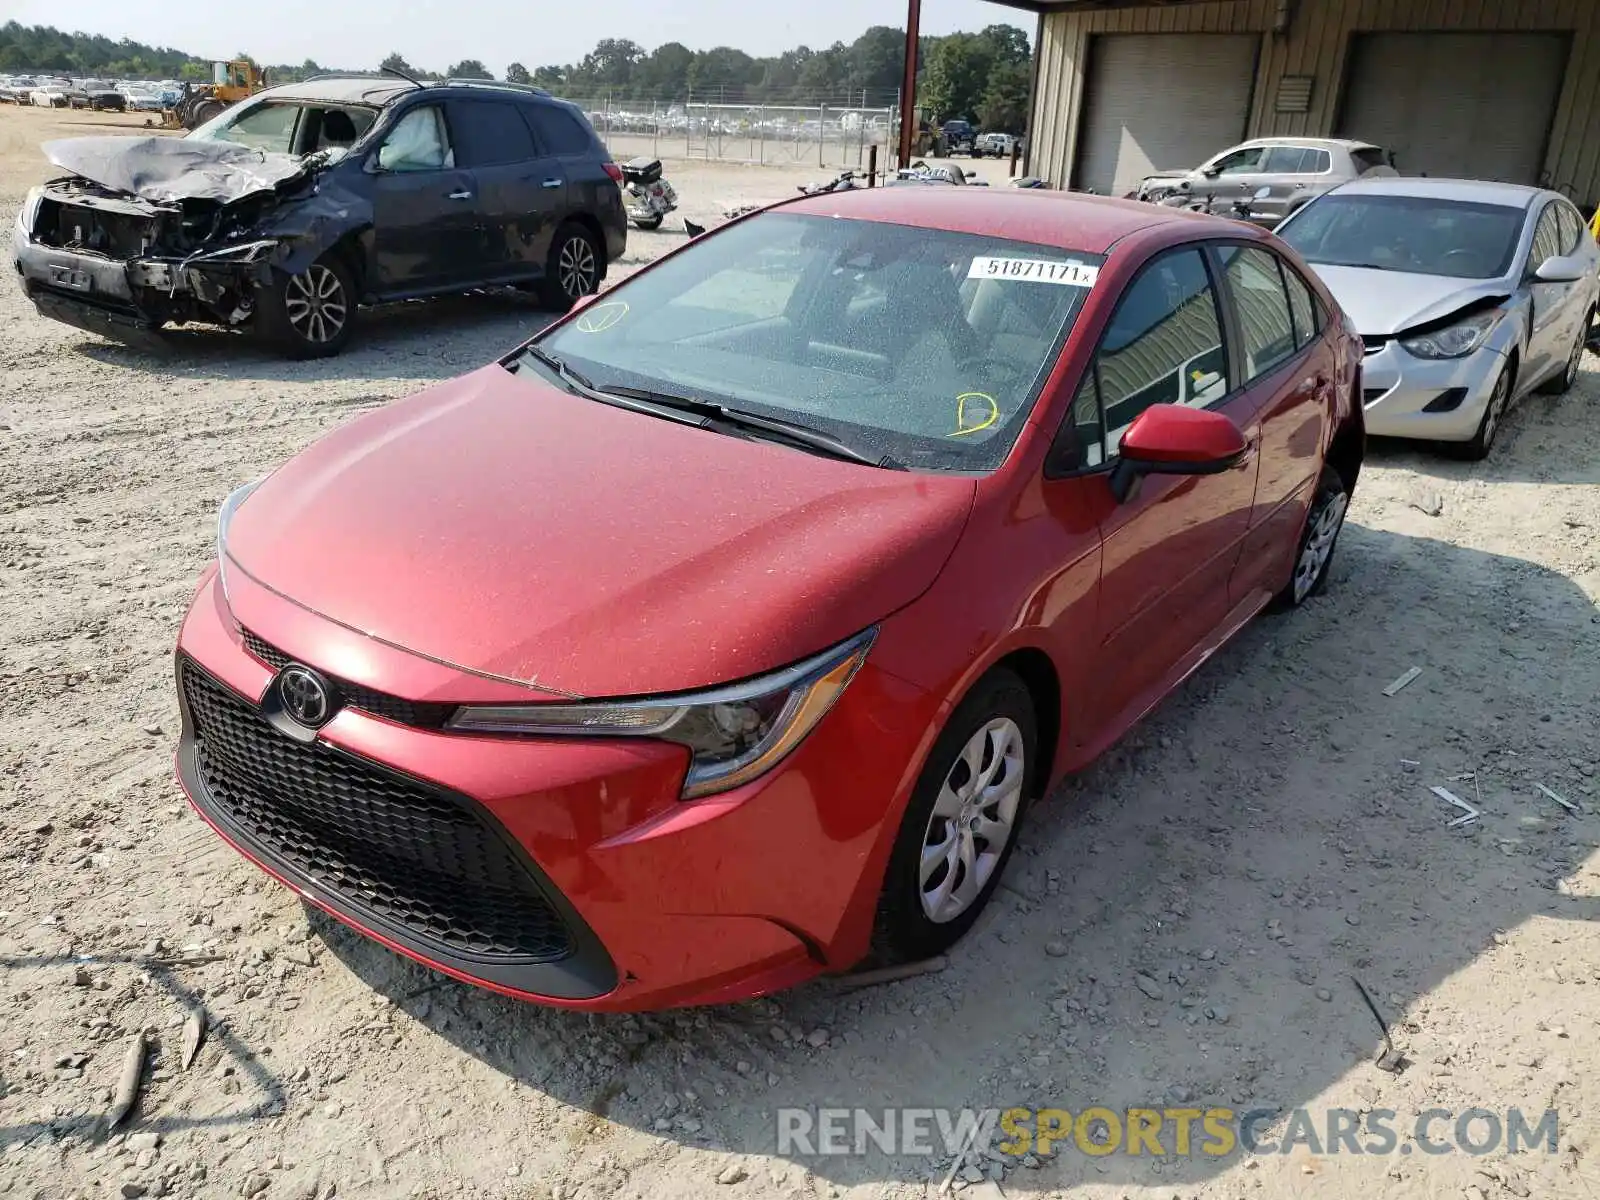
xmin=1533 ymin=254 xmax=1586 ymax=284
xmin=1201 ymin=166 xmax=1221 ymax=179
xmin=1109 ymin=404 xmax=1248 ymax=502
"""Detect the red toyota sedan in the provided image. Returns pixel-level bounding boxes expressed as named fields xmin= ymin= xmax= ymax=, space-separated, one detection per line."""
xmin=174 ymin=188 xmax=1364 ymax=1011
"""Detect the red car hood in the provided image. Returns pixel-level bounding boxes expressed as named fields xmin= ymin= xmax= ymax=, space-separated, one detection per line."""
xmin=225 ymin=365 xmax=976 ymax=698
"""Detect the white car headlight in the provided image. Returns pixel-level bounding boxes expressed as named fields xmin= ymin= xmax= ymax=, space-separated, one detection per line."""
xmin=448 ymin=629 xmax=877 ymax=799
xmin=216 ymin=478 xmax=264 ymax=608
xmin=1399 ymin=310 xmax=1503 ymax=359
xmin=16 ymin=186 xmax=44 ymax=238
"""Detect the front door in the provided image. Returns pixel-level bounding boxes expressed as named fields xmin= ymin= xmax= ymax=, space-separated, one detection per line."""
xmin=368 ymin=102 xmax=483 ymax=295
xmin=1191 ymin=144 xmax=1268 ymax=214
xmin=1524 ymin=200 xmax=1588 ymax=386
xmin=1071 ymin=245 xmax=1261 ymax=741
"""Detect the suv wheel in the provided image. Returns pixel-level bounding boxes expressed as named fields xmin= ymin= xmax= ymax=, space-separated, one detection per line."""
xmin=256 ymin=254 xmax=356 ymax=359
xmin=538 ymin=224 xmax=602 ymax=312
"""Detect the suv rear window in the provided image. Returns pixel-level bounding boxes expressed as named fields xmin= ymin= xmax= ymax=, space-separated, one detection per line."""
xmin=527 ymin=105 xmax=594 ymax=155
xmin=1351 ymin=147 xmax=1392 ymax=174
xmin=449 ymin=99 xmax=537 ymax=166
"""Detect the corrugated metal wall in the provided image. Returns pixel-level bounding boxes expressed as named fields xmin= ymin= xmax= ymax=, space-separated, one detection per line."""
xmin=1029 ymin=0 xmax=1600 ymax=209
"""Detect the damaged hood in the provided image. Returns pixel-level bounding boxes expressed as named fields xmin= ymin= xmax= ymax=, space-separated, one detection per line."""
xmin=42 ymin=136 xmax=313 ymax=204
xmin=1303 ymin=264 xmax=1513 ymax=336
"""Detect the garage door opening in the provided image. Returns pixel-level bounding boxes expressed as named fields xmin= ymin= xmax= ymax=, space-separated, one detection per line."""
xmin=1073 ymin=33 xmax=1260 ymax=198
xmin=1336 ymin=32 xmax=1570 ymax=185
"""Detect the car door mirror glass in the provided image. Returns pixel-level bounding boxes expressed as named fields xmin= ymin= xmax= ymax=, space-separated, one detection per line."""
xmin=1533 ymin=254 xmax=1585 ymax=283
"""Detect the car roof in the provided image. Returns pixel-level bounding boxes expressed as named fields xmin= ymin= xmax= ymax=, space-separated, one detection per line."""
xmin=781 ymin=187 xmax=1222 ymax=254
xmin=1325 ymin=176 xmax=1544 ymax=207
xmin=260 ymin=75 xmax=557 ymax=108
xmin=1235 ymin=137 xmax=1377 ymax=152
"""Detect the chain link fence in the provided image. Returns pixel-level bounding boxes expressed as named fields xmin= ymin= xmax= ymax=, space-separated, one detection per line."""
xmin=571 ymin=95 xmax=900 ymax=168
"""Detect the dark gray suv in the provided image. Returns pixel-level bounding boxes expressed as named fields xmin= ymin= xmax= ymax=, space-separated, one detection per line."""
xmin=13 ymin=74 xmax=629 ymax=357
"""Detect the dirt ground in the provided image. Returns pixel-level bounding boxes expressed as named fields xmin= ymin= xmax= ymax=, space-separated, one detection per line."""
xmin=2 ymin=103 xmax=1598 ymax=1200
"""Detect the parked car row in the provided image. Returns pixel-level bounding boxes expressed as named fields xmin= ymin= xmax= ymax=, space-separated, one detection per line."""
xmin=0 ymin=73 xmax=183 ymax=111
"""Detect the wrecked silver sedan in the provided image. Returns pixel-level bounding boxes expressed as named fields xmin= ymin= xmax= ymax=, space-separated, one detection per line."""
xmin=12 ymin=75 xmax=629 ymax=357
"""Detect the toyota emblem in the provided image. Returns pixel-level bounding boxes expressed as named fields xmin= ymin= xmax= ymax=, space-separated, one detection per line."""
xmin=276 ymin=665 xmax=334 ymax=728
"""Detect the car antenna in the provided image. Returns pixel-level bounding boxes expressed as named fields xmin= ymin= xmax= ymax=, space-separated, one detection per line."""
xmin=379 ymin=65 xmax=426 ymax=90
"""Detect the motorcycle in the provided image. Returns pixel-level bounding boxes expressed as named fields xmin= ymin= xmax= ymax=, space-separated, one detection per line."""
xmin=620 ymin=156 xmax=679 ymax=231
xmin=1157 ymin=182 xmax=1274 ymax=226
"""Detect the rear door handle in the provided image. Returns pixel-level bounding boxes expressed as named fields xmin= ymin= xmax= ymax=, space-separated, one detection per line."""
xmin=447 ymin=189 xmax=472 ymax=200
xmin=542 ymin=179 xmax=564 ymax=189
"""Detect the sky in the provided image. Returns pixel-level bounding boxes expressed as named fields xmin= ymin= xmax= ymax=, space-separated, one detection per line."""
xmin=11 ymin=0 xmax=1029 ymax=73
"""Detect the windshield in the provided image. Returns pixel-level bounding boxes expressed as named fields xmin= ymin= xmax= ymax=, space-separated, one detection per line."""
xmin=1279 ymin=193 xmax=1525 ymax=279
xmin=188 ymin=99 xmax=378 ymax=158
xmin=530 ymin=212 xmax=1101 ymax=472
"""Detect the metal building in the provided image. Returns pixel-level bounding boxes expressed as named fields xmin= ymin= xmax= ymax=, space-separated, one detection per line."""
xmin=990 ymin=0 xmax=1600 ymax=212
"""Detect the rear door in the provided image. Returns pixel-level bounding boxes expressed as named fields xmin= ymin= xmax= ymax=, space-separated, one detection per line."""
xmin=1069 ymin=245 xmax=1262 ymax=738
xmin=368 ymin=102 xmax=484 ymax=295
xmin=1212 ymin=242 xmax=1334 ymax=604
xmin=446 ymin=97 xmax=562 ymax=281
xmin=1256 ymin=145 xmax=1331 ymax=227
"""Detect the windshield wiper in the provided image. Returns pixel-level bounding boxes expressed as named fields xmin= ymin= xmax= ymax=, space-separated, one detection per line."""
xmin=598 ymin=384 xmax=903 ymax=469
xmin=515 ymin=346 xmax=707 ymax=428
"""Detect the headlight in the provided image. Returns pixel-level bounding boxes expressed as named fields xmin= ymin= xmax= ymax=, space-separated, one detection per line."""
xmin=447 ymin=628 xmax=877 ymax=799
xmin=16 ymin=186 xmax=44 ymax=237
xmin=1399 ymin=310 xmax=1503 ymax=359
xmin=216 ymin=478 xmax=264 ymax=608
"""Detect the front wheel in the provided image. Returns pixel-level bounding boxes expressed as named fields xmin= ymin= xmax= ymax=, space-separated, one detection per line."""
xmin=536 ymin=223 xmax=602 ymax=312
xmin=1454 ymin=362 xmax=1513 ymax=460
xmin=255 ymin=254 xmax=356 ymax=359
xmin=870 ymin=670 xmax=1036 ymax=964
xmin=1273 ymin=466 xmax=1349 ymax=610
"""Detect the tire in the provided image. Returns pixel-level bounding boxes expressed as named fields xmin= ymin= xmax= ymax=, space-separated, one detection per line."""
xmin=187 ymin=98 xmax=224 ymax=128
xmin=1453 ymin=362 xmax=1514 ymax=461
xmin=536 ymin=223 xmax=603 ymax=312
xmin=631 ymin=214 xmax=663 ymax=231
xmin=1272 ymin=466 xmax=1349 ymax=610
xmin=870 ymin=669 xmax=1037 ymax=964
xmin=1537 ymin=313 xmax=1591 ymax=395
xmin=255 ymin=253 xmax=357 ymax=359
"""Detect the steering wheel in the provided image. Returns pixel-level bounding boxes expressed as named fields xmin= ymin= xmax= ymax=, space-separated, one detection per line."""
xmin=956 ymin=353 xmax=1027 ymax=384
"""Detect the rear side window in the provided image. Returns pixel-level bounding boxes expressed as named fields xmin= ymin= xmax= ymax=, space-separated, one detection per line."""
xmin=527 ymin=104 xmax=594 ymax=155
xmin=449 ymin=100 xmax=537 ymax=166
xmin=1216 ymin=245 xmax=1298 ymax=380
xmin=1281 ymin=261 xmax=1321 ymax=349
xmin=1264 ymin=147 xmax=1330 ymax=174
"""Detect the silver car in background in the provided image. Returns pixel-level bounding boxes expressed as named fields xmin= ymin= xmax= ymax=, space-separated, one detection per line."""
xmin=1276 ymin=178 xmax=1599 ymax=459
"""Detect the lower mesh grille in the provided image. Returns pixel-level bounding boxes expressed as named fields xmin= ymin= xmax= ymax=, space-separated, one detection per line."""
xmin=181 ymin=661 xmax=572 ymax=962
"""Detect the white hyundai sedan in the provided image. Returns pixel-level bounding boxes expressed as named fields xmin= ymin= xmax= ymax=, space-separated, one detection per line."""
xmin=1276 ymin=178 xmax=1599 ymax=459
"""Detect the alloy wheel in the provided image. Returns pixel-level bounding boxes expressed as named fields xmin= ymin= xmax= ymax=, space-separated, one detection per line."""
xmin=919 ymin=717 xmax=1025 ymax=924
xmin=1479 ymin=371 xmax=1511 ymax=449
xmin=283 ymin=264 xmax=348 ymax=346
xmin=558 ymin=237 xmax=598 ymax=300
xmin=1292 ymin=488 xmax=1349 ymax=604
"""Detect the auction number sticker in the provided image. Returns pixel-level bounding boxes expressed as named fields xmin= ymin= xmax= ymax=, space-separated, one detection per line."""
xmin=967 ymin=256 xmax=1099 ymax=286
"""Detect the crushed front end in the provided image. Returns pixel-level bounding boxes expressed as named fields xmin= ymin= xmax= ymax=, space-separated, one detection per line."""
xmin=13 ymin=177 xmax=296 ymax=341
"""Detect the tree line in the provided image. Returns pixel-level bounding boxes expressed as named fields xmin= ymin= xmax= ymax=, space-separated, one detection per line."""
xmin=0 ymin=20 xmax=1033 ymax=132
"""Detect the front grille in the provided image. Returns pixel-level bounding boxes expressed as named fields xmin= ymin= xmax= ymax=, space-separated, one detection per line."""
xmin=241 ymin=630 xmax=455 ymax=728
xmin=182 ymin=662 xmax=573 ymax=961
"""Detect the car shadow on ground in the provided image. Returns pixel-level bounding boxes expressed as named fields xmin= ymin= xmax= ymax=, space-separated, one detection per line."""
xmin=73 ymin=291 xmax=565 ymax=387
xmin=310 ymin=520 xmax=1599 ymax=1193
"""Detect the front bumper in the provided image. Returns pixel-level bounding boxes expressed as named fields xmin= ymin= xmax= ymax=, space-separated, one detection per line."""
xmin=1358 ymin=339 xmax=1508 ymax=442
xmin=173 ymin=565 xmax=937 ymax=1010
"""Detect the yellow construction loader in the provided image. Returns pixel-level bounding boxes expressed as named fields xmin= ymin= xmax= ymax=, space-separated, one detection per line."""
xmin=157 ymin=60 xmax=267 ymax=130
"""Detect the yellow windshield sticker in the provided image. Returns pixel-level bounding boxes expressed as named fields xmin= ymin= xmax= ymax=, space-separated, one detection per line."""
xmin=950 ymin=392 xmax=1000 ymax=437
xmin=574 ymin=300 xmax=628 ymax=333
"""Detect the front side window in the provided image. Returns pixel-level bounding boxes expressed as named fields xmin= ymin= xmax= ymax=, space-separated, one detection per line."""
xmin=1091 ymin=248 xmax=1228 ymax=456
xmin=1530 ymin=204 xmax=1563 ymax=269
xmin=377 ymin=105 xmax=453 ymax=172
xmin=1217 ymin=245 xmax=1298 ymax=380
xmin=1211 ymin=147 xmax=1265 ymax=176
xmin=530 ymin=212 xmax=1102 ymax=472
xmin=1279 ymin=194 xmax=1525 ymax=280
xmin=1555 ymin=202 xmax=1584 ymax=255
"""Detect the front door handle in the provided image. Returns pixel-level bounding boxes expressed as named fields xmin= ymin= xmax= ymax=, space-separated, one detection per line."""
xmin=447 ymin=189 xmax=472 ymax=200
xmin=542 ymin=179 xmax=564 ymax=189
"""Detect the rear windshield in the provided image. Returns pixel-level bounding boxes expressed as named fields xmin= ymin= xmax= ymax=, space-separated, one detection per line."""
xmin=532 ymin=211 xmax=1102 ymax=472
xmin=1278 ymin=193 xmax=1524 ymax=280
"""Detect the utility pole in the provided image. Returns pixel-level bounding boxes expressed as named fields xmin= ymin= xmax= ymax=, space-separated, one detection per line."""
xmin=897 ymin=0 xmax=921 ymax=168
